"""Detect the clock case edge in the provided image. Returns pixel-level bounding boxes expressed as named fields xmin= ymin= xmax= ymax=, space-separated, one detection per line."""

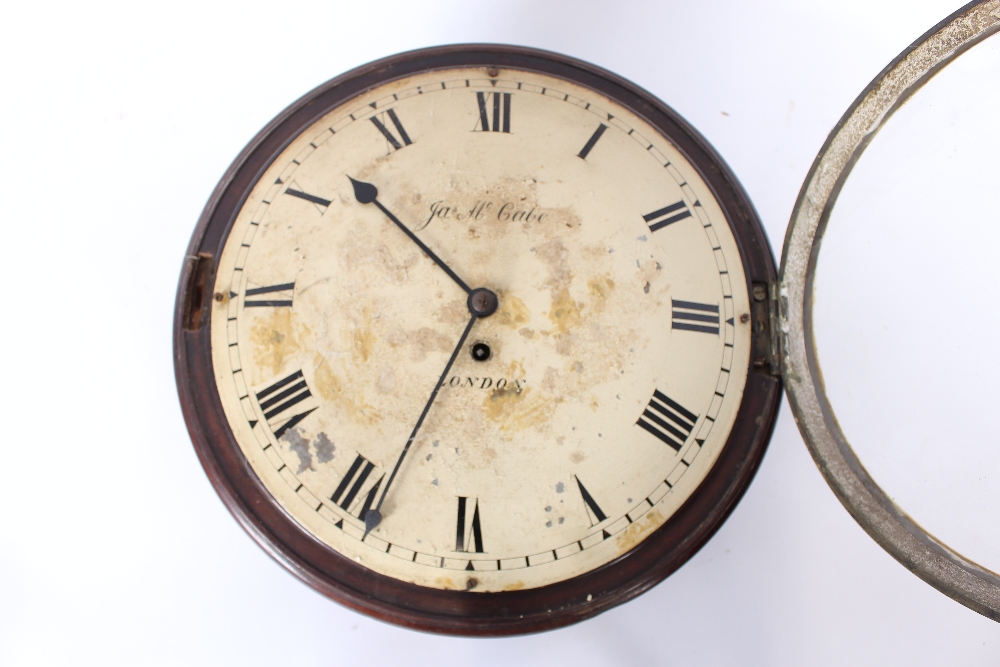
xmin=173 ymin=44 xmax=782 ymax=636
xmin=778 ymin=1 xmax=1000 ymax=620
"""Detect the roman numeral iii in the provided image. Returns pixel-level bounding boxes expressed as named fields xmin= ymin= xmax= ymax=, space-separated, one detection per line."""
xmin=244 ymin=282 xmax=294 ymax=308
xmin=475 ymin=92 xmax=511 ymax=133
xmin=330 ymin=453 xmax=383 ymax=521
xmin=455 ymin=497 xmax=484 ymax=553
xmin=643 ymin=201 xmax=692 ymax=232
xmin=255 ymin=369 xmax=315 ymax=439
xmin=672 ymin=299 xmax=720 ymax=335
xmin=637 ymin=390 xmax=698 ymax=451
xmin=370 ymin=108 xmax=413 ymax=151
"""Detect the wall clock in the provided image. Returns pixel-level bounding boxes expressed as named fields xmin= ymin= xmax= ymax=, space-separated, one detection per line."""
xmin=174 ymin=1 xmax=1000 ymax=634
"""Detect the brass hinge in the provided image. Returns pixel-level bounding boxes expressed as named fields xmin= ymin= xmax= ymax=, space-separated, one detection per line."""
xmin=182 ymin=252 xmax=215 ymax=331
xmin=750 ymin=281 xmax=783 ymax=378
xmin=768 ymin=281 xmax=783 ymax=378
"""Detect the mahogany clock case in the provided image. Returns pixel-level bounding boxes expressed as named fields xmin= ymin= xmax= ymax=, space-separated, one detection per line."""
xmin=173 ymin=44 xmax=782 ymax=635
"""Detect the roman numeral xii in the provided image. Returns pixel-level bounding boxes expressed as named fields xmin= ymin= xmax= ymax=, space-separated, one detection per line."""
xmin=475 ymin=92 xmax=511 ymax=133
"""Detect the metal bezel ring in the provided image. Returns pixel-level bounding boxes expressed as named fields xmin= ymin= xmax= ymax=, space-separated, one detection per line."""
xmin=779 ymin=0 xmax=1000 ymax=620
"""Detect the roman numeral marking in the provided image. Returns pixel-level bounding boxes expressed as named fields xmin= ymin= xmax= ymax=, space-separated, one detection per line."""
xmin=637 ymin=390 xmax=698 ymax=451
xmin=455 ymin=497 xmax=484 ymax=553
xmin=330 ymin=453 xmax=383 ymax=521
xmin=672 ymin=299 xmax=720 ymax=335
xmin=255 ymin=369 xmax=315 ymax=439
xmin=577 ymin=123 xmax=608 ymax=160
xmin=475 ymin=92 xmax=511 ymax=133
xmin=370 ymin=108 xmax=413 ymax=151
xmin=575 ymin=476 xmax=607 ymax=526
xmin=284 ymin=183 xmax=331 ymax=208
xmin=244 ymin=282 xmax=294 ymax=308
xmin=643 ymin=201 xmax=692 ymax=232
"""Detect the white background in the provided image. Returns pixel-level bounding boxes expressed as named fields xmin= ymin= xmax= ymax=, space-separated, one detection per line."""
xmin=1 ymin=1 xmax=997 ymax=665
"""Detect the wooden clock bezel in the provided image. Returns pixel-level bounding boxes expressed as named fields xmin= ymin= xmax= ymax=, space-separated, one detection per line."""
xmin=173 ymin=44 xmax=782 ymax=636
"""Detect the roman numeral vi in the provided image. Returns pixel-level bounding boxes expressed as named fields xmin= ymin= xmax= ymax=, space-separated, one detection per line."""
xmin=455 ymin=497 xmax=484 ymax=553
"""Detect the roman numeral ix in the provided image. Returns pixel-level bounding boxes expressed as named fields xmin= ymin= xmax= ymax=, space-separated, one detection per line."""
xmin=330 ymin=453 xmax=383 ymax=521
xmin=255 ymin=369 xmax=315 ymax=439
xmin=637 ymin=390 xmax=698 ymax=451
xmin=455 ymin=497 xmax=484 ymax=553
xmin=672 ymin=299 xmax=720 ymax=335
xmin=370 ymin=108 xmax=413 ymax=151
xmin=643 ymin=201 xmax=692 ymax=232
xmin=475 ymin=92 xmax=511 ymax=133
xmin=244 ymin=282 xmax=294 ymax=308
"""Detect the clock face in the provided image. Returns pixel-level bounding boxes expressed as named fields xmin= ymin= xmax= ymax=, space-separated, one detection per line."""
xmin=179 ymin=45 xmax=780 ymax=632
xmin=208 ymin=65 xmax=751 ymax=592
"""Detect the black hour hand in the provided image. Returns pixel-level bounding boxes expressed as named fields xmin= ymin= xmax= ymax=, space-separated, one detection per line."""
xmin=348 ymin=176 xmax=471 ymax=294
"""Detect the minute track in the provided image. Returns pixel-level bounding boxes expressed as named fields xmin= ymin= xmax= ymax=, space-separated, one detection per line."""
xmin=295 ymin=464 xmax=708 ymax=573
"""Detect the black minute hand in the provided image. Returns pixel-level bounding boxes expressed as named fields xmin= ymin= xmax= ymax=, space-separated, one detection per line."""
xmin=348 ymin=176 xmax=471 ymax=294
xmin=365 ymin=313 xmax=479 ymax=536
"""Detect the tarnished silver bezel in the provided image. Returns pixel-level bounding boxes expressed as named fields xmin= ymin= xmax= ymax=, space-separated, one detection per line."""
xmin=779 ymin=0 xmax=1000 ymax=620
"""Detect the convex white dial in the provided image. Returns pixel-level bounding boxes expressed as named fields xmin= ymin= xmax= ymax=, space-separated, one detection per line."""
xmin=209 ymin=66 xmax=752 ymax=592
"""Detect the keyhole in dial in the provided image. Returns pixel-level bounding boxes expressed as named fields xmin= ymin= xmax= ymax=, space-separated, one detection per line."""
xmin=471 ymin=342 xmax=491 ymax=362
